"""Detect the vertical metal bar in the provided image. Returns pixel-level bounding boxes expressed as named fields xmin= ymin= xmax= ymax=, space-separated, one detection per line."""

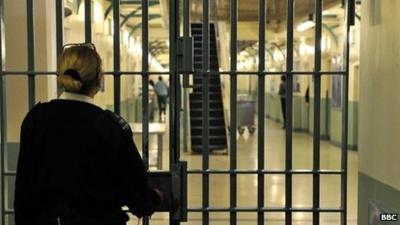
xmin=55 ymin=0 xmax=64 ymax=59
xmin=56 ymin=0 xmax=64 ymax=96
xmin=174 ymin=0 xmax=181 ymax=166
xmin=202 ymin=0 xmax=210 ymax=224
xmin=142 ymin=0 xmax=149 ymax=169
xmin=141 ymin=1 xmax=150 ymax=223
xmin=258 ymin=0 xmax=266 ymax=225
xmin=341 ymin=0 xmax=353 ymax=224
xmin=313 ymin=1 xmax=323 ymax=225
xmin=183 ymin=0 xmax=190 ymax=39
xmin=27 ymin=0 xmax=35 ymax=109
xmin=230 ymin=0 xmax=237 ymax=224
xmin=142 ymin=4 xmax=150 ymax=221
xmin=0 ymin=1 xmax=6 ymax=224
xmin=169 ymin=0 xmax=180 ymax=224
xmin=84 ymin=0 xmax=92 ymax=43
xmin=183 ymin=89 xmax=189 ymax=152
xmin=182 ymin=0 xmax=190 ymax=153
xmin=169 ymin=0 xmax=177 ymax=170
xmin=0 ymin=78 xmax=4 ymax=225
xmin=285 ymin=1 xmax=294 ymax=225
xmin=113 ymin=0 xmax=121 ymax=115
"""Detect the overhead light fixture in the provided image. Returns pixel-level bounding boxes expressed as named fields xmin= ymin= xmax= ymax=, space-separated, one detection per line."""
xmin=93 ymin=2 xmax=103 ymax=24
xmin=297 ymin=21 xmax=315 ymax=32
xmin=296 ymin=14 xmax=315 ymax=32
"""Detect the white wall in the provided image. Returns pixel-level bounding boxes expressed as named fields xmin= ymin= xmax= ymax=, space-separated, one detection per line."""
xmin=359 ymin=0 xmax=400 ymax=189
xmin=3 ymin=0 xmax=57 ymax=141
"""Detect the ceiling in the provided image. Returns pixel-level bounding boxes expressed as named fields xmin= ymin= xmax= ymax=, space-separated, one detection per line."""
xmin=103 ymin=0 xmax=344 ymax=67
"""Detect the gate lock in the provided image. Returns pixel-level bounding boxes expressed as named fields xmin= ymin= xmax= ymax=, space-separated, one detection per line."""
xmin=148 ymin=161 xmax=187 ymax=222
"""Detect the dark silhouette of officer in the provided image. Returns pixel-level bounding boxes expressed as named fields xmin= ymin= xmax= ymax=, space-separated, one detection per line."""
xmin=14 ymin=43 xmax=162 ymax=225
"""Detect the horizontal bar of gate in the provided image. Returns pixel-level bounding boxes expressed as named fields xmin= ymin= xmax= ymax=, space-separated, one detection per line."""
xmin=2 ymin=207 xmax=344 ymax=215
xmin=0 ymin=71 xmax=348 ymax=76
xmin=186 ymin=169 xmax=344 ymax=175
xmin=3 ymin=169 xmax=344 ymax=176
xmin=186 ymin=208 xmax=345 ymax=213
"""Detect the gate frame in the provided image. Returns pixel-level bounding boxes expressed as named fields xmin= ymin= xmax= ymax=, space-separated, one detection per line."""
xmin=0 ymin=0 xmax=355 ymax=225
xmin=179 ymin=0 xmax=355 ymax=225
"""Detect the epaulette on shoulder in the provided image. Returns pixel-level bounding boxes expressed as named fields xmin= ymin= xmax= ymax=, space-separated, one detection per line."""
xmin=104 ymin=110 xmax=132 ymax=133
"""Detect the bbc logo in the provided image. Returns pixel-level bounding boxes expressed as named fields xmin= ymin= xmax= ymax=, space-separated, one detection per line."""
xmin=380 ymin=213 xmax=399 ymax=221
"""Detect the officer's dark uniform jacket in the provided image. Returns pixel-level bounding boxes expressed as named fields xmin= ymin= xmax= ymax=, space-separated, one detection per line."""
xmin=14 ymin=95 xmax=160 ymax=225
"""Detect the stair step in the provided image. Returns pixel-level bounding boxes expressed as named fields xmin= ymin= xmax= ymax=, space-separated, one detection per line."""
xmin=190 ymin=99 xmax=221 ymax=103
xmin=191 ymin=138 xmax=226 ymax=146
xmin=190 ymin=102 xmax=223 ymax=108
xmin=191 ymin=128 xmax=226 ymax=136
xmin=190 ymin=112 xmax=225 ymax=118
xmin=191 ymin=126 xmax=225 ymax=129
xmin=191 ymin=145 xmax=227 ymax=152
xmin=190 ymin=96 xmax=221 ymax=101
xmin=191 ymin=135 xmax=226 ymax=139
xmin=191 ymin=120 xmax=225 ymax=127
xmin=192 ymin=81 xmax=221 ymax=84
xmin=190 ymin=116 xmax=224 ymax=119
xmin=191 ymin=88 xmax=221 ymax=93
xmin=190 ymin=94 xmax=221 ymax=99
xmin=190 ymin=108 xmax=223 ymax=111
xmin=190 ymin=109 xmax=224 ymax=115
xmin=192 ymin=88 xmax=222 ymax=93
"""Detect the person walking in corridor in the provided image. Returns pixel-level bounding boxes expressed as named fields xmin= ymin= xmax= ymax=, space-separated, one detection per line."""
xmin=155 ymin=76 xmax=168 ymax=121
xmin=14 ymin=43 xmax=162 ymax=225
xmin=279 ymin=75 xmax=286 ymax=129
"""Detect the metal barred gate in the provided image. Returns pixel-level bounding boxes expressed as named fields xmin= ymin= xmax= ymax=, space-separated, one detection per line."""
xmin=0 ymin=0 xmax=355 ymax=225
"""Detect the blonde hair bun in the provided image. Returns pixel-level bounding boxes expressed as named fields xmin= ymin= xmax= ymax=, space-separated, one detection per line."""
xmin=59 ymin=74 xmax=83 ymax=92
xmin=58 ymin=44 xmax=102 ymax=94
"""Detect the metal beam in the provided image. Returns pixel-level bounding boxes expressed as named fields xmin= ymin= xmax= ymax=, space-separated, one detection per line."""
xmin=121 ymin=12 xmax=160 ymax=26
xmin=120 ymin=7 xmax=142 ymax=26
xmin=126 ymin=13 xmax=160 ymax=18
xmin=104 ymin=0 xmax=159 ymax=19
xmin=128 ymin=15 xmax=161 ymax=36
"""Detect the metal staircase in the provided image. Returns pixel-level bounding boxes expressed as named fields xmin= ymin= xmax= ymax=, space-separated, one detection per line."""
xmin=189 ymin=23 xmax=227 ymax=153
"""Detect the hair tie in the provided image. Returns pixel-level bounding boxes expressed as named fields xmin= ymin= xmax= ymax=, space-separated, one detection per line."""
xmin=64 ymin=69 xmax=82 ymax=81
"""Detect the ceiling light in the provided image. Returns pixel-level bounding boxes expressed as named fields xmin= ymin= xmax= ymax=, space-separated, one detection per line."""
xmin=297 ymin=20 xmax=315 ymax=32
xmin=297 ymin=14 xmax=315 ymax=32
xmin=93 ymin=2 xmax=103 ymax=24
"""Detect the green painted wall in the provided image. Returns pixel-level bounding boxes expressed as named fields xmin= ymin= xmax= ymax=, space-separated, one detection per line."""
xmin=359 ymin=172 xmax=400 ymax=225
xmin=106 ymin=97 xmax=143 ymax=123
xmin=330 ymin=102 xmax=358 ymax=150
xmin=308 ymin=97 xmax=330 ymax=139
xmin=3 ymin=143 xmax=19 ymax=225
xmin=265 ymin=93 xmax=283 ymax=123
xmin=265 ymin=93 xmax=329 ymax=136
xmin=265 ymin=93 xmax=358 ymax=150
xmin=109 ymin=93 xmax=358 ymax=149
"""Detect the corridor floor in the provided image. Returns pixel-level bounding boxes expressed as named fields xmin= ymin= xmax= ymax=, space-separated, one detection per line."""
xmin=130 ymin=118 xmax=358 ymax=225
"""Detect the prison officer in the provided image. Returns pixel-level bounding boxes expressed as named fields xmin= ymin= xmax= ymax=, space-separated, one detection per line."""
xmin=14 ymin=43 xmax=162 ymax=225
